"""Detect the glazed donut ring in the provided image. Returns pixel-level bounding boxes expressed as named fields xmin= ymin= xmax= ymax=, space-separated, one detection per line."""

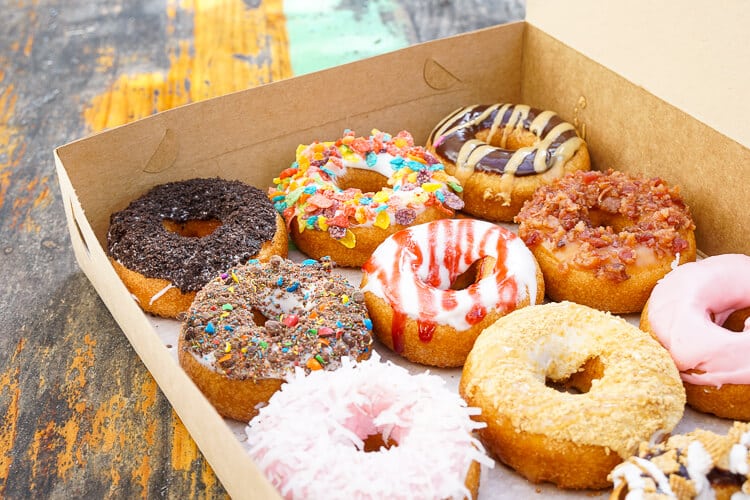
xmin=179 ymin=256 xmax=374 ymax=421
xmin=427 ymin=103 xmax=590 ymax=222
xmin=516 ymin=169 xmax=696 ymax=313
xmin=460 ymin=301 xmax=685 ymax=489
xmin=108 ymin=177 xmax=288 ymax=318
xmin=361 ymin=218 xmax=544 ymax=367
xmin=269 ymin=129 xmax=465 ymax=267
xmin=641 ymin=253 xmax=750 ymax=420
xmin=246 ymin=354 xmax=493 ymax=499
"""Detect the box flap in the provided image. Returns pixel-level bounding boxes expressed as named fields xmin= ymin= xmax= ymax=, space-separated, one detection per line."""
xmin=526 ymin=0 xmax=750 ymax=149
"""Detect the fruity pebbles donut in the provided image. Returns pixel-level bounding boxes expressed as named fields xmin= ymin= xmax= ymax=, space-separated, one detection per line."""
xmin=516 ymin=169 xmax=696 ymax=313
xmin=179 ymin=256 xmax=373 ymax=421
xmin=269 ymin=129 xmax=464 ymax=267
xmin=361 ymin=218 xmax=543 ymax=367
xmin=246 ymin=354 xmax=493 ymax=499
xmin=427 ymin=104 xmax=590 ymax=222
xmin=108 ymin=177 xmax=287 ymax=318
xmin=641 ymin=253 xmax=750 ymax=420
xmin=460 ymin=302 xmax=686 ymax=489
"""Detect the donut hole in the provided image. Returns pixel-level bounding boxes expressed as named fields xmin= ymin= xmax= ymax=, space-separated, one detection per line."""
xmin=720 ymin=307 xmax=750 ymax=332
xmin=545 ymin=356 xmax=604 ymax=394
xmin=449 ymin=256 xmax=497 ymax=290
xmin=586 ymin=209 xmax=632 ymax=233
xmin=163 ymin=218 xmax=222 ymax=238
xmin=362 ymin=433 xmax=399 ymax=452
xmin=476 ymin=127 xmax=537 ymax=150
xmin=335 ymin=168 xmax=390 ymax=194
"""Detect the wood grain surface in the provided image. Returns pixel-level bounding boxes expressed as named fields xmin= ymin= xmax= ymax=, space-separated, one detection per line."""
xmin=0 ymin=0 xmax=523 ymax=497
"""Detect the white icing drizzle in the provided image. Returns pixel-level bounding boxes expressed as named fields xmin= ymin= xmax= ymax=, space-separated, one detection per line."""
xmin=361 ymin=219 xmax=539 ymax=331
xmin=686 ymin=440 xmax=713 ymax=499
xmin=149 ymin=283 xmax=175 ymax=305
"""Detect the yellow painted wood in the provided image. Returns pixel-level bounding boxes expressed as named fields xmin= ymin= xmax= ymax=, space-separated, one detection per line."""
xmin=84 ymin=0 xmax=292 ymax=132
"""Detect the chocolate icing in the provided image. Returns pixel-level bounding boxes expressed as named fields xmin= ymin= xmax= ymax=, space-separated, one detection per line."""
xmin=429 ymin=104 xmax=582 ymax=176
xmin=107 ymin=178 xmax=277 ymax=292
xmin=180 ymin=256 xmax=373 ymax=380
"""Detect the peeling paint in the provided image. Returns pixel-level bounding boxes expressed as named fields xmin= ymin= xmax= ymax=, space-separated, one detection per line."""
xmin=84 ymin=0 xmax=292 ymax=132
xmin=0 ymin=339 xmax=25 ymax=495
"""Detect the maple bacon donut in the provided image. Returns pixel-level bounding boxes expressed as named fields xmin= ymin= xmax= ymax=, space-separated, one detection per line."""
xmin=516 ymin=169 xmax=696 ymax=313
xmin=246 ymin=354 xmax=493 ymax=499
xmin=269 ymin=129 xmax=464 ymax=267
xmin=427 ymin=103 xmax=590 ymax=221
xmin=641 ymin=253 xmax=750 ymax=420
xmin=460 ymin=302 xmax=686 ymax=490
xmin=179 ymin=256 xmax=373 ymax=421
xmin=361 ymin=218 xmax=544 ymax=367
xmin=107 ymin=177 xmax=287 ymax=318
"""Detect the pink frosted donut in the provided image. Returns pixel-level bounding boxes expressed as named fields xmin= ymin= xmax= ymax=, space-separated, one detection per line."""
xmin=361 ymin=218 xmax=544 ymax=367
xmin=641 ymin=253 xmax=750 ymax=419
xmin=245 ymin=354 xmax=493 ymax=499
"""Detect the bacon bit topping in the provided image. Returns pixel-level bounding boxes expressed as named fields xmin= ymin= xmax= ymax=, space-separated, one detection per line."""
xmin=515 ymin=169 xmax=695 ymax=282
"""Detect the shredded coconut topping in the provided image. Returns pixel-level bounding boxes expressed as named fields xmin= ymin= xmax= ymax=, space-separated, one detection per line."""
xmin=246 ymin=353 xmax=493 ymax=499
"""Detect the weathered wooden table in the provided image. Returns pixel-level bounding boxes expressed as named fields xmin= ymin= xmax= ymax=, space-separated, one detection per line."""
xmin=0 ymin=1 xmax=523 ymax=497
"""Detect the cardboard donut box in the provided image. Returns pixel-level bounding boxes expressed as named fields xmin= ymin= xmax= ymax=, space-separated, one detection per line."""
xmin=55 ymin=2 xmax=749 ymax=498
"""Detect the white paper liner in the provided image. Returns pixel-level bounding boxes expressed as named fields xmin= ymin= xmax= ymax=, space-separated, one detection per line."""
xmin=149 ymin=231 xmax=732 ymax=499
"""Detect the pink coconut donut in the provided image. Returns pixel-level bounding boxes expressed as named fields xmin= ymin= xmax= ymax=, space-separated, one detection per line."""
xmin=245 ymin=354 xmax=493 ymax=499
xmin=641 ymin=253 xmax=750 ymax=419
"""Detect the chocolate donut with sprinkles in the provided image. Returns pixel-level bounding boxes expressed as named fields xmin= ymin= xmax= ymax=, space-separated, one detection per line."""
xmin=107 ymin=177 xmax=288 ymax=318
xmin=427 ymin=104 xmax=590 ymax=222
xmin=269 ymin=129 xmax=465 ymax=267
xmin=178 ymin=255 xmax=374 ymax=421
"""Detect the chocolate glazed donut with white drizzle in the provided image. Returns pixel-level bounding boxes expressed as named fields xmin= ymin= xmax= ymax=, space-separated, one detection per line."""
xmin=427 ymin=104 xmax=590 ymax=221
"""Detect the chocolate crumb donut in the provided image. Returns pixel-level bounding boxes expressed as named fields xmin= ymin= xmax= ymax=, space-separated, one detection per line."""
xmin=178 ymin=256 xmax=374 ymax=421
xmin=107 ymin=177 xmax=288 ymax=318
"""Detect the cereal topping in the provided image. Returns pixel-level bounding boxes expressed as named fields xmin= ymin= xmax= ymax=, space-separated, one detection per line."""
xmin=610 ymin=422 xmax=750 ymax=499
xmin=180 ymin=256 xmax=373 ymax=380
xmin=269 ymin=129 xmax=464 ymax=248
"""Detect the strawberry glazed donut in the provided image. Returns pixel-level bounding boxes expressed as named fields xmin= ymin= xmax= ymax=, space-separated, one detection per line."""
xmin=516 ymin=169 xmax=696 ymax=313
xmin=269 ymin=129 xmax=465 ymax=267
xmin=641 ymin=253 xmax=750 ymax=421
xmin=460 ymin=302 xmax=686 ymax=490
xmin=246 ymin=354 xmax=493 ymax=499
xmin=360 ymin=218 xmax=544 ymax=367
xmin=427 ymin=104 xmax=590 ymax=222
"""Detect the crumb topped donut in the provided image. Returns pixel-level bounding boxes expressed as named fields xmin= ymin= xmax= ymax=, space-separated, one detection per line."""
xmin=460 ymin=302 xmax=686 ymax=489
xmin=609 ymin=421 xmax=750 ymax=499
xmin=246 ymin=354 xmax=493 ymax=499
xmin=361 ymin=218 xmax=543 ymax=367
xmin=108 ymin=177 xmax=287 ymax=318
xmin=269 ymin=129 xmax=464 ymax=267
xmin=179 ymin=256 xmax=373 ymax=421
xmin=427 ymin=104 xmax=590 ymax=221
xmin=516 ymin=169 xmax=696 ymax=313
xmin=641 ymin=253 xmax=750 ymax=420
